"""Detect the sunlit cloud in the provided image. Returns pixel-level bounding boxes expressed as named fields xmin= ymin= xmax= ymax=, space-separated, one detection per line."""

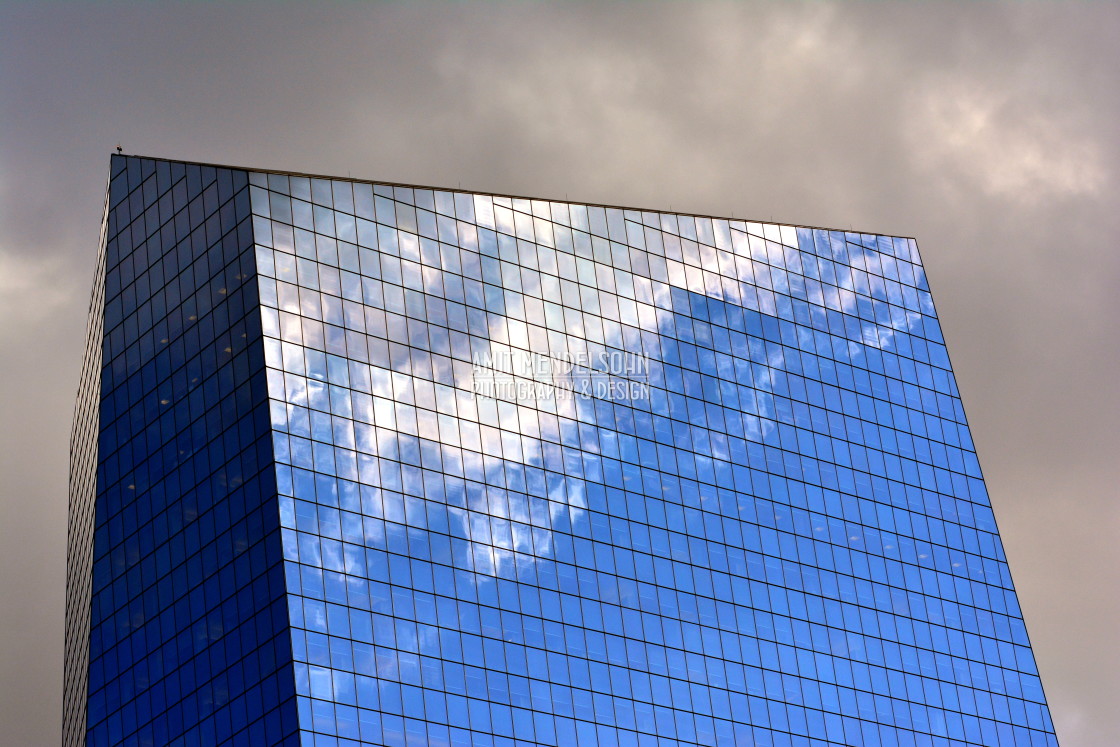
xmin=906 ymin=78 xmax=1109 ymax=202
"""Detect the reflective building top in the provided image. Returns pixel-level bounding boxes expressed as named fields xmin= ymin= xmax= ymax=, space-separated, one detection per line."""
xmin=65 ymin=154 xmax=1057 ymax=746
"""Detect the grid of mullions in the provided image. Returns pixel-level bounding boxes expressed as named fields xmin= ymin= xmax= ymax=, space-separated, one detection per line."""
xmin=250 ymin=181 xmax=974 ymax=499
xmin=248 ymin=178 xmax=1015 ymax=615
xmin=249 ymin=186 xmax=983 ymax=527
xmin=64 ymin=186 xmax=112 ymax=747
xmin=251 ymin=173 xmax=1054 ymax=746
xmin=80 ymin=157 xmax=299 ymax=746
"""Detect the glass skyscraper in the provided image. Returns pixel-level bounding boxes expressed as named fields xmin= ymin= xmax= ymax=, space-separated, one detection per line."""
xmin=65 ymin=154 xmax=1058 ymax=746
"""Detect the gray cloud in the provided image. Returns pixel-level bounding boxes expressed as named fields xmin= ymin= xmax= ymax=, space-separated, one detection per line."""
xmin=1 ymin=3 xmax=1116 ymax=744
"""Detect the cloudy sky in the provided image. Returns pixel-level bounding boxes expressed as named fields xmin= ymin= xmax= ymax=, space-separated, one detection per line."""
xmin=1 ymin=3 xmax=1116 ymax=744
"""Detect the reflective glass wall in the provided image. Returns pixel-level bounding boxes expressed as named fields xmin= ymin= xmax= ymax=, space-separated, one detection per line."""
xmin=64 ymin=169 xmax=111 ymax=747
xmin=249 ymin=172 xmax=1057 ymax=747
xmin=69 ymin=156 xmax=299 ymax=746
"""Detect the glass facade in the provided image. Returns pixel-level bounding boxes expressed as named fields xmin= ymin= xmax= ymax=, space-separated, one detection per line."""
xmin=66 ymin=155 xmax=298 ymax=747
xmin=63 ymin=170 xmax=111 ymax=747
xmin=67 ymin=154 xmax=1058 ymax=746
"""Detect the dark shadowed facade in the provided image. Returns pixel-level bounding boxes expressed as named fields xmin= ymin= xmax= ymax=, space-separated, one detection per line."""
xmin=65 ymin=154 xmax=1058 ymax=746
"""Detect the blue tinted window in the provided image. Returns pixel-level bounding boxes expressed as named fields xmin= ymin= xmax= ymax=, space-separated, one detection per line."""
xmin=68 ymin=158 xmax=1056 ymax=747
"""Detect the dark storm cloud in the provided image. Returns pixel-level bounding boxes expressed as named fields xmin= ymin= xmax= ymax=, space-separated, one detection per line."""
xmin=1 ymin=3 xmax=1115 ymax=744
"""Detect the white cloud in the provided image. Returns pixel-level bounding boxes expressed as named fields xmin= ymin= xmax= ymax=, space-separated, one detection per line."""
xmin=906 ymin=78 xmax=1109 ymax=202
xmin=0 ymin=249 xmax=81 ymax=345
